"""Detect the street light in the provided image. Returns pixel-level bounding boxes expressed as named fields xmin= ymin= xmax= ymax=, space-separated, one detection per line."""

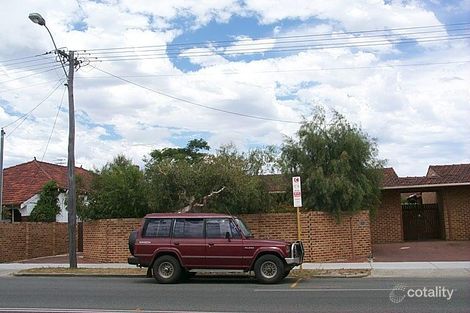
xmin=28 ymin=13 xmax=68 ymax=78
xmin=29 ymin=12 xmax=77 ymax=269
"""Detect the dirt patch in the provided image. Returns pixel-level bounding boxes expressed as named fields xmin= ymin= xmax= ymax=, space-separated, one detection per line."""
xmin=15 ymin=267 xmax=370 ymax=278
xmin=290 ymin=269 xmax=370 ymax=278
xmin=15 ymin=267 xmax=146 ymax=276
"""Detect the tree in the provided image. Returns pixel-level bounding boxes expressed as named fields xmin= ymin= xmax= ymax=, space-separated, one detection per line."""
xmin=145 ymin=140 xmax=272 ymax=214
xmin=148 ymin=138 xmax=210 ymax=164
xmin=78 ymin=155 xmax=149 ymax=220
xmin=29 ymin=180 xmax=61 ymax=222
xmin=280 ymin=108 xmax=384 ymax=218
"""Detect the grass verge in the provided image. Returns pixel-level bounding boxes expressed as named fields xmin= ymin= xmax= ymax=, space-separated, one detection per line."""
xmin=15 ymin=267 xmax=370 ymax=278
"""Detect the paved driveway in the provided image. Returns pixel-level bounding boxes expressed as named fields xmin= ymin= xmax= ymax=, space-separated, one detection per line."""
xmin=373 ymin=241 xmax=470 ymax=262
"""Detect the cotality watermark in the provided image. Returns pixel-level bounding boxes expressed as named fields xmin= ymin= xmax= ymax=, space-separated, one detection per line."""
xmin=389 ymin=283 xmax=456 ymax=303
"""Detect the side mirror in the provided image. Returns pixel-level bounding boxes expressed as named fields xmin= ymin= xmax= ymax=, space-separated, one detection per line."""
xmin=225 ymin=231 xmax=231 ymax=241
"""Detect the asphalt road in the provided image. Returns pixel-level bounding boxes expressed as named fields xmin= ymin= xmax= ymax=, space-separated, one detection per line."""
xmin=0 ymin=275 xmax=468 ymax=313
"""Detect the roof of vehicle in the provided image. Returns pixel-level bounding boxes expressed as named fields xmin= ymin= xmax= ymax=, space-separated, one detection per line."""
xmin=144 ymin=213 xmax=234 ymax=219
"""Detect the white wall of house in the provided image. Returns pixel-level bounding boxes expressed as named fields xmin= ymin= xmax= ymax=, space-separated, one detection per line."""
xmin=19 ymin=192 xmax=68 ymax=223
xmin=56 ymin=193 xmax=68 ymax=223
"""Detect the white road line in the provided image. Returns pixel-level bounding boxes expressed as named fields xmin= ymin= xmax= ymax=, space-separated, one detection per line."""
xmin=0 ymin=309 xmax=244 ymax=313
xmin=255 ymin=288 xmax=392 ymax=292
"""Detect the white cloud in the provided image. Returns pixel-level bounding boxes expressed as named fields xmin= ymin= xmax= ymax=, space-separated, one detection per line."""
xmin=0 ymin=0 xmax=468 ymax=177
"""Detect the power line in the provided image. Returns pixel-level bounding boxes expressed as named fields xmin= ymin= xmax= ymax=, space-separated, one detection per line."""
xmin=85 ymin=35 xmax=470 ymax=62
xmin=78 ymin=22 xmax=470 ymax=52
xmin=42 ymin=85 xmax=67 ymax=161
xmin=77 ymin=60 xmax=470 ymax=79
xmin=89 ymin=65 xmax=300 ymax=124
xmin=0 ymin=78 xmax=64 ymax=94
xmin=83 ymin=27 xmax=470 ymax=57
xmin=0 ymin=66 xmax=63 ymax=85
xmin=0 ymin=62 xmax=61 ymax=78
xmin=0 ymin=55 xmax=55 ymax=68
xmin=0 ymin=53 xmax=48 ymax=65
xmin=2 ymin=79 xmax=65 ymax=131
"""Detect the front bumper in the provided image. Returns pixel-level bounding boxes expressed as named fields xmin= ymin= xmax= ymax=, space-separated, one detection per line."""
xmin=285 ymin=241 xmax=304 ymax=265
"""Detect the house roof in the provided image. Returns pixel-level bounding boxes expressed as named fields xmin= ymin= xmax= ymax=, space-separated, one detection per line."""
xmin=3 ymin=159 xmax=94 ymax=206
xmin=382 ymin=163 xmax=470 ymax=189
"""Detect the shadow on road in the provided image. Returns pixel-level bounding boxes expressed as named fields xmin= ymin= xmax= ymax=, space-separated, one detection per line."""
xmin=134 ymin=275 xmax=298 ymax=285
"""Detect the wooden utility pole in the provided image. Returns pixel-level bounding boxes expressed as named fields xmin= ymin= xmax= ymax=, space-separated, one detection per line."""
xmin=67 ymin=50 xmax=77 ymax=269
xmin=28 ymin=13 xmax=79 ymax=268
xmin=0 ymin=129 xmax=4 ymax=220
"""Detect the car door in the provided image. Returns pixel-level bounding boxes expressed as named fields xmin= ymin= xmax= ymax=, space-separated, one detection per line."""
xmin=204 ymin=218 xmax=246 ymax=269
xmin=135 ymin=218 xmax=172 ymax=265
xmin=171 ymin=218 xmax=206 ymax=268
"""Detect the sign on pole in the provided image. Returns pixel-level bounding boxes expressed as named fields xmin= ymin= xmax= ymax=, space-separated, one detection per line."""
xmin=292 ymin=176 xmax=302 ymax=207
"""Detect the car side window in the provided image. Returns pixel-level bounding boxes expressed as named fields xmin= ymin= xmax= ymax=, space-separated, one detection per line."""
xmin=230 ymin=220 xmax=242 ymax=239
xmin=143 ymin=218 xmax=172 ymax=238
xmin=173 ymin=219 xmax=204 ymax=238
xmin=206 ymin=218 xmax=241 ymax=239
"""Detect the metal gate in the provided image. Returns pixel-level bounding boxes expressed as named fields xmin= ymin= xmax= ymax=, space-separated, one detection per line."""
xmin=402 ymin=203 xmax=441 ymax=241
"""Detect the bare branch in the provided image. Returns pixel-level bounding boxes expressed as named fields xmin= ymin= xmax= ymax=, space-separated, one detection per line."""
xmin=177 ymin=186 xmax=226 ymax=213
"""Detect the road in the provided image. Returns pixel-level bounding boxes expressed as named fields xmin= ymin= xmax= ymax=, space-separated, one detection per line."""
xmin=0 ymin=275 xmax=468 ymax=313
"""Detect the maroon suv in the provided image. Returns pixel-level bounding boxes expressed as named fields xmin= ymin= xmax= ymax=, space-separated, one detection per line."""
xmin=128 ymin=213 xmax=304 ymax=284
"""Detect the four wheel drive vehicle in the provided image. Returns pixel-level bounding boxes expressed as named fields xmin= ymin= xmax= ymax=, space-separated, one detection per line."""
xmin=128 ymin=213 xmax=304 ymax=284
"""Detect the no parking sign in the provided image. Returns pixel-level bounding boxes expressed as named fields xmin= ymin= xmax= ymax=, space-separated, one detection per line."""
xmin=292 ymin=176 xmax=302 ymax=207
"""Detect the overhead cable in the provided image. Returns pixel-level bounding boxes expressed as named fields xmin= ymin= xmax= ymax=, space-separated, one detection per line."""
xmin=89 ymin=65 xmax=300 ymax=124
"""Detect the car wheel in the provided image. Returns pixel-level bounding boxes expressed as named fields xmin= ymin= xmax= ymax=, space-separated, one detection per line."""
xmin=152 ymin=255 xmax=182 ymax=284
xmin=254 ymin=255 xmax=285 ymax=284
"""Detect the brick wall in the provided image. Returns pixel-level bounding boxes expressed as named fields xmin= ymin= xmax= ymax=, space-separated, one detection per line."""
xmin=370 ymin=190 xmax=403 ymax=243
xmin=371 ymin=187 xmax=470 ymax=243
xmin=83 ymin=218 xmax=142 ymax=263
xmin=83 ymin=211 xmax=371 ymax=263
xmin=441 ymin=186 xmax=470 ymax=240
xmin=0 ymin=222 xmax=68 ymax=263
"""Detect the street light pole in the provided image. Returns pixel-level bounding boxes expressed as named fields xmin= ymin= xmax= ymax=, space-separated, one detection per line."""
xmin=29 ymin=13 xmax=77 ymax=268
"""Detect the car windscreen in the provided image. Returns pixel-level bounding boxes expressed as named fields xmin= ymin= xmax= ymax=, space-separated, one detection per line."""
xmin=234 ymin=218 xmax=253 ymax=238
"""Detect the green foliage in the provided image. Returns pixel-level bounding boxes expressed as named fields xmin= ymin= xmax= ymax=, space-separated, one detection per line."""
xmin=280 ymin=108 xmax=384 ymax=218
xmin=78 ymin=155 xmax=149 ymax=220
xmin=145 ymin=141 xmax=273 ymax=214
xmin=148 ymin=138 xmax=210 ymax=164
xmin=29 ymin=180 xmax=61 ymax=222
xmin=244 ymin=145 xmax=279 ymax=175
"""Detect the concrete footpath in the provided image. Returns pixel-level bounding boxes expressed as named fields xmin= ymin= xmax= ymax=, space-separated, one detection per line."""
xmin=1 ymin=261 xmax=470 ymax=278
xmin=302 ymin=261 xmax=470 ymax=277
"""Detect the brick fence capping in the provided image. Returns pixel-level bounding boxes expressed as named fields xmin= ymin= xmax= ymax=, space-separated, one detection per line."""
xmin=0 ymin=222 xmax=68 ymax=263
xmin=83 ymin=211 xmax=371 ymax=263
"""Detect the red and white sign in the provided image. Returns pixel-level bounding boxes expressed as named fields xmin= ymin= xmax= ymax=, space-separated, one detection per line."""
xmin=292 ymin=176 xmax=302 ymax=207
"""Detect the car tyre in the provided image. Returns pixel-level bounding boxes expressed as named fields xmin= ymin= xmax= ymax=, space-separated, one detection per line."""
xmin=152 ymin=255 xmax=182 ymax=284
xmin=254 ymin=255 xmax=285 ymax=284
xmin=128 ymin=230 xmax=137 ymax=255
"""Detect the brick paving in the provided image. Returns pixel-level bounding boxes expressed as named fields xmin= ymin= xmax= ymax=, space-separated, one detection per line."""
xmin=373 ymin=240 xmax=470 ymax=262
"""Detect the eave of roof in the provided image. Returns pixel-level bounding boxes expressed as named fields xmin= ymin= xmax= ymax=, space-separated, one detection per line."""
xmin=381 ymin=182 xmax=470 ymax=190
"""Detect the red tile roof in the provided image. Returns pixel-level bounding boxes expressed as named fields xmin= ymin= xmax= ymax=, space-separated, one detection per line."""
xmin=382 ymin=163 xmax=470 ymax=189
xmin=382 ymin=167 xmax=400 ymax=186
xmin=3 ymin=159 xmax=94 ymax=206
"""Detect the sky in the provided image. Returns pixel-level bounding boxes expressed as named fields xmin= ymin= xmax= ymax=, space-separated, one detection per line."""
xmin=0 ymin=0 xmax=469 ymax=177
